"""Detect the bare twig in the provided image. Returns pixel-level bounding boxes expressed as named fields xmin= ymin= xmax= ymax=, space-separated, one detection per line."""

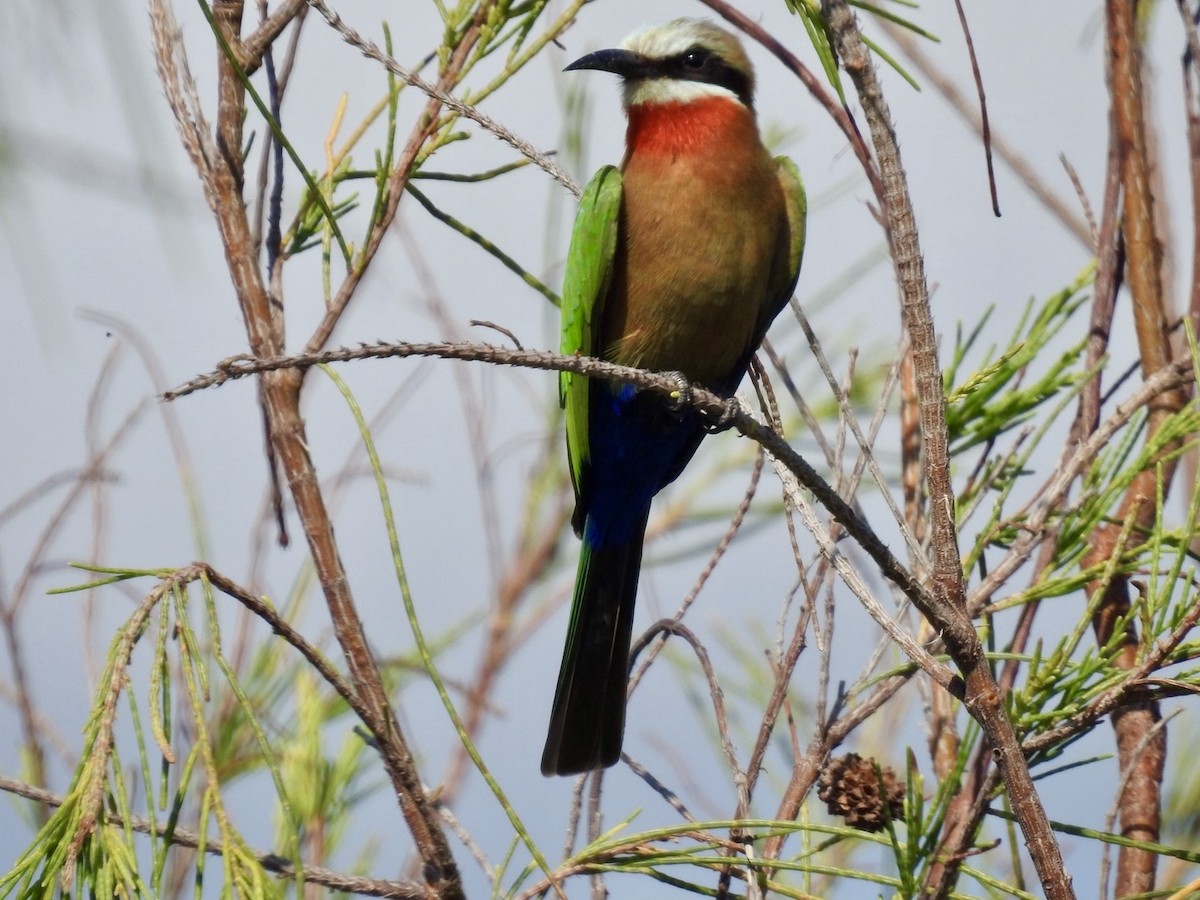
xmin=879 ymin=19 xmax=1093 ymax=248
xmin=950 ymin=0 xmax=999 ymax=216
xmin=631 ymin=621 xmax=746 ymax=800
xmin=238 ymin=0 xmax=305 ymax=75
xmin=303 ymin=0 xmax=576 ymax=198
xmin=1 ymin=385 xmax=150 ymax=807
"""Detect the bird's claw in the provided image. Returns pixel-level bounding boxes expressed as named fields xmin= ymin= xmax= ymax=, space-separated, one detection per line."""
xmin=704 ymin=397 xmax=744 ymax=433
xmin=665 ymin=371 xmax=693 ymax=412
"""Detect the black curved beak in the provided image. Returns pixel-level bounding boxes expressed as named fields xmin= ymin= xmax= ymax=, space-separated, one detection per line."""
xmin=564 ymin=48 xmax=652 ymax=79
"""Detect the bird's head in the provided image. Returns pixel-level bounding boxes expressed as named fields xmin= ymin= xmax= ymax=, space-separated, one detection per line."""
xmin=565 ymin=19 xmax=755 ymax=111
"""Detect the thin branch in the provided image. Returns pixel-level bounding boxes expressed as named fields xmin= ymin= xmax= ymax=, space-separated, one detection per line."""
xmin=878 ymin=18 xmax=1092 ymax=248
xmin=238 ymin=0 xmax=306 ymax=75
xmin=152 ymin=0 xmax=467 ymax=889
xmin=696 ymin=0 xmax=883 ymax=202
xmin=627 ymin=439 xmax=764 ymax=696
xmin=303 ymin=0 xmax=576 ymax=197
xmin=163 ymin=339 xmax=1199 ymax=620
xmin=951 ymin=0 xmax=999 ymax=216
xmin=630 ymin=621 xmax=746 ymax=802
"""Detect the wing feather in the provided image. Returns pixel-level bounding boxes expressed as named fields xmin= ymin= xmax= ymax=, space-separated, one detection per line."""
xmin=560 ymin=166 xmax=623 ymax=533
xmin=771 ymin=155 xmax=807 ymax=317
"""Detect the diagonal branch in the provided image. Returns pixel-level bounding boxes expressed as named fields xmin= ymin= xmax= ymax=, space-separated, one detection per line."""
xmin=238 ymin=0 xmax=306 ymax=75
xmin=299 ymin=0 xmax=577 ymax=364
xmin=818 ymin=2 xmax=1074 ymax=897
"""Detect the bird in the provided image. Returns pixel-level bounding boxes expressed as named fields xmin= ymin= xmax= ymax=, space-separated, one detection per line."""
xmin=542 ymin=18 xmax=807 ymax=776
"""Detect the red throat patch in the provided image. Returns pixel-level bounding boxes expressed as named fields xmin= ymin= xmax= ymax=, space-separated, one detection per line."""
xmin=625 ymin=97 xmax=749 ymax=157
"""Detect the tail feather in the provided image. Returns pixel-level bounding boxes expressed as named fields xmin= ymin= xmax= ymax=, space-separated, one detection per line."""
xmin=541 ymin=511 xmax=648 ymax=776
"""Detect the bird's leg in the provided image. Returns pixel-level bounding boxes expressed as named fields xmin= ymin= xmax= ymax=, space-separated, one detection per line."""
xmin=664 ymin=371 xmax=693 ymax=412
xmin=662 ymin=373 xmax=742 ymax=431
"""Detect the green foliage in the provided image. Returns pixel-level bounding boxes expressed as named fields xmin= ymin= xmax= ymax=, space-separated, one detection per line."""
xmin=945 ymin=266 xmax=1092 ymax=458
xmin=786 ymin=0 xmax=939 ymax=97
xmin=2 ymin=573 xmax=287 ymax=899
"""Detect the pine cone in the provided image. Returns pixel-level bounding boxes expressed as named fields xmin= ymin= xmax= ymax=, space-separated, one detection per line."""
xmin=817 ymin=752 xmax=905 ymax=833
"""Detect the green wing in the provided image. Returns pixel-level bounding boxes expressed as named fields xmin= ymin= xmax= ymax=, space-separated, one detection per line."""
xmin=560 ymin=165 xmax=623 ymax=534
xmin=774 ymin=155 xmax=807 ymax=307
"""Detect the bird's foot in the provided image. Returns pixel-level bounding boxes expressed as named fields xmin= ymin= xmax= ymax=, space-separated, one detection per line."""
xmin=703 ymin=396 xmax=745 ymax=433
xmin=665 ymin=371 xmax=693 ymax=412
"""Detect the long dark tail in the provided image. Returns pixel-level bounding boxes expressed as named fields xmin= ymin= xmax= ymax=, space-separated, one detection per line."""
xmin=541 ymin=510 xmax=649 ymax=776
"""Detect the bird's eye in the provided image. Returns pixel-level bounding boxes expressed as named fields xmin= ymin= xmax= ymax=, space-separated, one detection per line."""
xmin=682 ymin=49 xmax=709 ymax=69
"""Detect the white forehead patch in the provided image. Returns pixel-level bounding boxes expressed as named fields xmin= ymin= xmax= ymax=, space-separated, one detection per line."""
xmin=620 ymin=18 xmax=718 ymax=59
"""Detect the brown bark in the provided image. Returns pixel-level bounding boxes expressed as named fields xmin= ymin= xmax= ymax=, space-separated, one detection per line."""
xmin=204 ymin=4 xmax=466 ymax=893
xmin=1081 ymin=3 xmax=1187 ymax=896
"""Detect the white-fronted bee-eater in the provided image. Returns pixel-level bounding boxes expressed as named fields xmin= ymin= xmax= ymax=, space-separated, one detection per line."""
xmin=544 ymin=18 xmax=807 ymax=776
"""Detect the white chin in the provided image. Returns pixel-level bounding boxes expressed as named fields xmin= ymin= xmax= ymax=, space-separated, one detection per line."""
xmin=624 ymin=79 xmax=740 ymax=107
